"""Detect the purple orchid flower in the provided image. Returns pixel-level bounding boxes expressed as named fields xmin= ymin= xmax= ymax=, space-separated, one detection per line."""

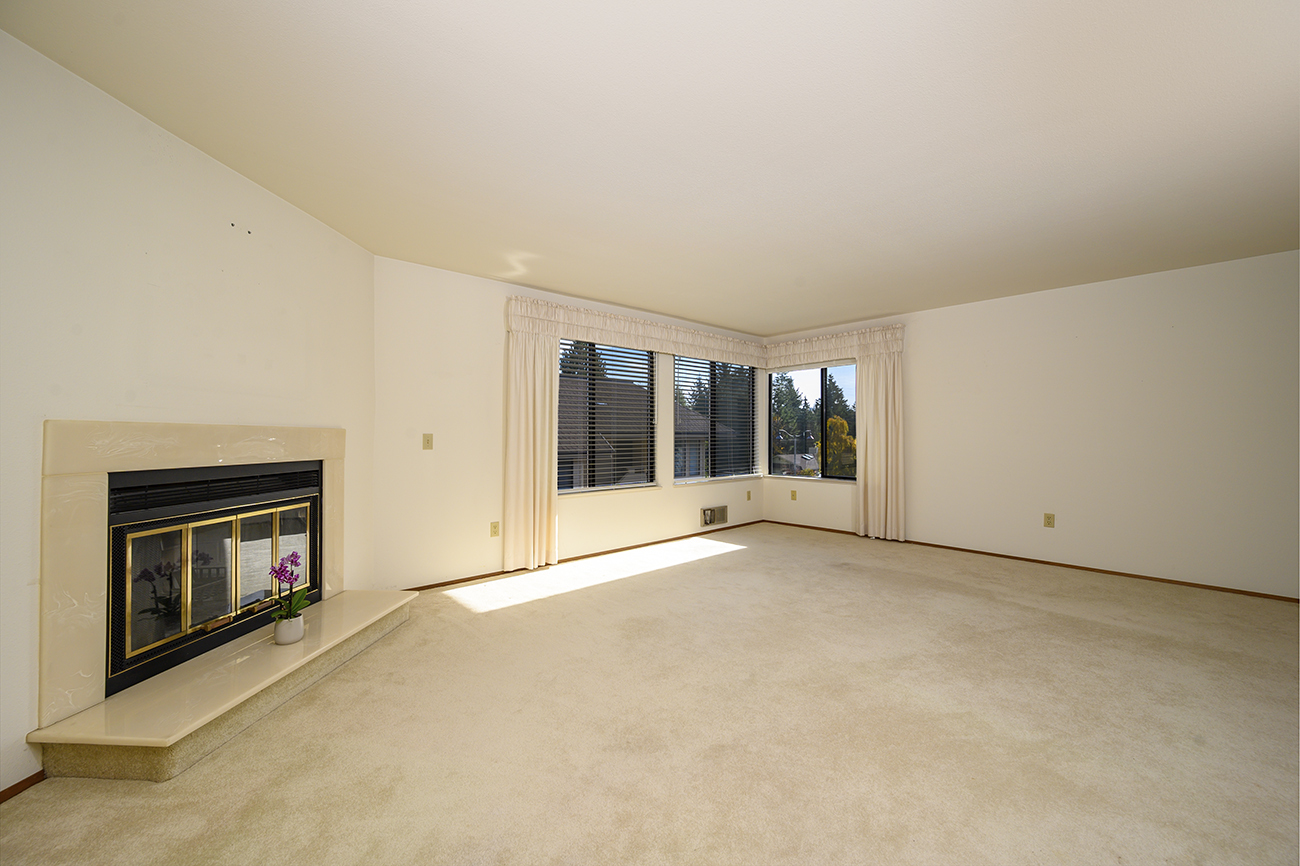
xmin=270 ymin=551 xmax=310 ymax=621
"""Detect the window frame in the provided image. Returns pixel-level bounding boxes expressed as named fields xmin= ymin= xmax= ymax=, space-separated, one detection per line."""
xmin=768 ymin=364 xmax=857 ymax=480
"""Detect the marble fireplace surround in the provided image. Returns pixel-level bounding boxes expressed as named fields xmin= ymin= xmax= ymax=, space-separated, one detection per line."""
xmin=37 ymin=420 xmax=346 ymax=730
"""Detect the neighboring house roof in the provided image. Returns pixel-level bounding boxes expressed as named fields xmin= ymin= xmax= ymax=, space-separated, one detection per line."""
xmin=673 ymin=401 xmax=709 ymax=438
xmin=559 ymin=375 xmax=653 ymax=457
xmin=673 ymin=401 xmax=739 ymax=440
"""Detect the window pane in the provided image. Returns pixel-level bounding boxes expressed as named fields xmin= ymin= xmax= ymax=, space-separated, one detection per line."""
xmin=712 ymin=362 xmax=756 ymax=477
xmin=769 ymin=369 xmax=821 ymax=477
xmin=676 ymin=356 xmax=756 ymax=480
xmin=824 ymin=365 xmax=857 ymax=478
xmin=673 ymin=356 xmax=710 ymax=479
xmin=559 ymin=340 xmax=655 ymax=491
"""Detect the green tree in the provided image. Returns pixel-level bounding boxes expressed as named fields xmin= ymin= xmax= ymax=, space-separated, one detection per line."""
xmin=689 ymin=379 xmax=710 ymax=416
xmin=825 ymin=415 xmax=856 ymax=477
xmin=823 ymin=374 xmax=855 ymax=432
xmin=769 ymin=372 xmax=805 ymax=456
xmin=560 ymin=341 xmax=606 ymax=377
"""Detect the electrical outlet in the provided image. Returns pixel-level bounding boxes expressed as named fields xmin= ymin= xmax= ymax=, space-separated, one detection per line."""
xmin=1043 ymin=513 xmax=1055 ymax=528
xmin=490 ymin=521 xmax=500 ymax=537
xmin=746 ymin=490 xmax=751 ymax=501
xmin=422 ymin=433 xmax=433 ymax=450
xmin=790 ymin=490 xmax=797 ymax=501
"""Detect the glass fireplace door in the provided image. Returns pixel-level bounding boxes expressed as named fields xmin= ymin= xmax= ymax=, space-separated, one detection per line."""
xmin=237 ymin=511 xmax=276 ymax=608
xmin=126 ymin=527 xmax=185 ymax=655
xmin=190 ymin=518 xmax=234 ymax=627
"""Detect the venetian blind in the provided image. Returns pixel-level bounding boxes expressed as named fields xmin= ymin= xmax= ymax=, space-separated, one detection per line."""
xmin=558 ymin=340 xmax=656 ymax=491
xmin=673 ymin=356 xmax=757 ymax=480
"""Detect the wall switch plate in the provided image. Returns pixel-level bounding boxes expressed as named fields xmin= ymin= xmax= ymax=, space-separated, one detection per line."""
xmin=490 ymin=521 xmax=500 ymax=537
xmin=422 ymin=433 xmax=433 ymax=450
xmin=1044 ymin=513 xmax=1055 ymax=528
xmin=790 ymin=490 xmax=797 ymax=501
xmin=746 ymin=490 xmax=751 ymax=501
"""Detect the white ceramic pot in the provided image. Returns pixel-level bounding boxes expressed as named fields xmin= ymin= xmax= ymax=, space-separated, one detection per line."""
xmin=274 ymin=616 xmax=304 ymax=645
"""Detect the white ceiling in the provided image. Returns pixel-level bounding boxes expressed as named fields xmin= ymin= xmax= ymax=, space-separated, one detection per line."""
xmin=3 ymin=1 xmax=1296 ymax=336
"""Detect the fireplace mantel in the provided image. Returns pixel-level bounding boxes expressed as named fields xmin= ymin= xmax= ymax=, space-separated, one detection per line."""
xmin=37 ymin=420 xmax=346 ymax=729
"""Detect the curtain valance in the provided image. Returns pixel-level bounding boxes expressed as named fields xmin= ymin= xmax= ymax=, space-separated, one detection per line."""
xmin=506 ymin=297 xmax=767 ymax=368
xmin=765 ymin=323 xmax=905 ymax=370
xmin=507 ymin=296 xmax=902 ymax=370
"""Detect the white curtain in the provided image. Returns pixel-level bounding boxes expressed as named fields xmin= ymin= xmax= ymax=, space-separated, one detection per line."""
xmin=503 ymin=326 xmax=560 ymax=572
xmin=857 ymin=327 xmax=905 ymax=540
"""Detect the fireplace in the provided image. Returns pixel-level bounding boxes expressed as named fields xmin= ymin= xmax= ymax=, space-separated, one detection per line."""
xmin=37 ymin=420 xmax=345 ymax=732
xmin=106 ymin=462 xmax=323 ymax=695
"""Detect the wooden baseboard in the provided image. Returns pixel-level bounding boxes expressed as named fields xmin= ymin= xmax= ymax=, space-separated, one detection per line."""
xmin=555 ymin=521 xmax=764 ymax=565
xmin=404 ymin=521 xmax=764 ymax=592
xmin=757 ymin=522 xmax=1298 ymax=602
xmin=1 ymin=770 xmax=44 ymax=804
xmin=407 ymin=570 xmax=507 ymax=592
xmin=406 ymin=520 xmax=1298 ymax=604
xmin=760 ymin=519 xmax=858 ymax=536
xmin=905 ymin=540 xmax=1299 ymax=603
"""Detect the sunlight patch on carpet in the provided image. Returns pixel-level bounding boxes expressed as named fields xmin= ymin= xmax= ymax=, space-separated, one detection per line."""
xmin=445 ymin=537 xmax=746 ymax=612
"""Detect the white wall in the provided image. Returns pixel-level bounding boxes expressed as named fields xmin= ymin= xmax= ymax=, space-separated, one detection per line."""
xmin=558 ymin=476 xmax=763 ymax=557
xmin=898 ymin=253 xmax=1298 ymax=597
xmin=371 ymin=258 xmax=507 ymax=585
xmin=0 ymin=34 xmax=377 ymax=790
xmin=760 ymin=477 xmax=857 ymax=533
xmin=371 ymin=260 xmax=765 ymax=573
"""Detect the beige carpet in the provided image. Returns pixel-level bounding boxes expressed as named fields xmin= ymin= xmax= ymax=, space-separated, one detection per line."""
xmin=3 ymin=523 xmax=1297 ymax=864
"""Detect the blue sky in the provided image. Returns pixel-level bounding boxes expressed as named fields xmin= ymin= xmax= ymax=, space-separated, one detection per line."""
xmin=783 ymin=365 xmax=855 ymax=409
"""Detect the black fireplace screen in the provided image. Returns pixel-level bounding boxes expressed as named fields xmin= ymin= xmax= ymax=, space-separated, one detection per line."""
xmin=107 ymin=462 xmax=322 ymax=696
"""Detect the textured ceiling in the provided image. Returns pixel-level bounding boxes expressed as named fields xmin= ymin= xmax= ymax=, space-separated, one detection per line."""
xmin=2 ymin=1 xmax=1296 ymax=336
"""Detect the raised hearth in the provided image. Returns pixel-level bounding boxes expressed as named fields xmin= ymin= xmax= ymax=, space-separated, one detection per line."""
xmin=29 ymin=590 xmax=415 ymax=781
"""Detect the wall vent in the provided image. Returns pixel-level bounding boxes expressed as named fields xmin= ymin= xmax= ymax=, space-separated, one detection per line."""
xmin=701 ymin=506 xmax=729 ymax=527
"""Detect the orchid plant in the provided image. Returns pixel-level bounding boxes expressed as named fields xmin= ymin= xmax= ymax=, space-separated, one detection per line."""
xmin=269 ymin=551 xmax=311 ymax=621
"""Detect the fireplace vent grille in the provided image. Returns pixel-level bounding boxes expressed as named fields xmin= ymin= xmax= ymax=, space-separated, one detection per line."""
xmin=109 ymin=467 xmax=321 ymax=518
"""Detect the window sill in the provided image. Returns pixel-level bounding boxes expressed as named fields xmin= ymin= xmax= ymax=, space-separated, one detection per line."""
xmin=558 ymin=483 xmax=661 ymax=497
xmin=672 ymin=474 xmax=762 ymax=487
